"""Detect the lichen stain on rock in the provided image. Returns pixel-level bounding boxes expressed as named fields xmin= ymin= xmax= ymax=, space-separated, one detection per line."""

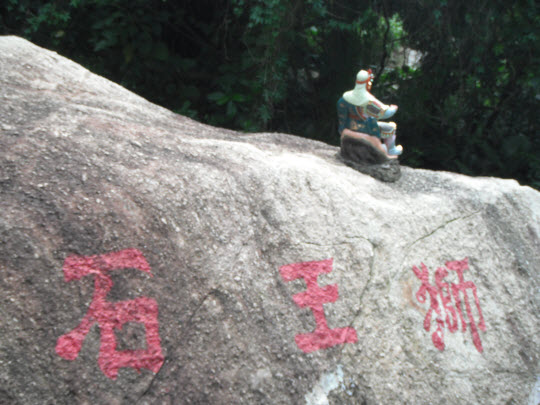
xmin=305 ymin=365 xmax=345 ymax=405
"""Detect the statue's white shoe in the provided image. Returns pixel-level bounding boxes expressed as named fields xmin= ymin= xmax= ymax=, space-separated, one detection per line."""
xmin=388 ymin=144 xmax=403 ymax=156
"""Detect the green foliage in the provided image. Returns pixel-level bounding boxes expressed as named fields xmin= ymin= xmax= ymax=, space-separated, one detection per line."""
xmin=392 ymin=0 xmax=539 ymax=187
xmin=1 ymin=0 xmax=538 ymax=188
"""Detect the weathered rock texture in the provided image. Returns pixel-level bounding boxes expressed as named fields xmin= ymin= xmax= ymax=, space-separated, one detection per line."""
xmin=1 ymin=36 xmax=539 ymax=405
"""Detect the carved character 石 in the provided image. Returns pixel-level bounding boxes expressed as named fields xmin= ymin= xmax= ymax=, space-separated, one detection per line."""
xmin=55 ymin=248 xmax=164 ymax=379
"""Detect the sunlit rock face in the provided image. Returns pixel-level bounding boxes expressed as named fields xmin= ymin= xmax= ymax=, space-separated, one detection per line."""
xmin=1 ymin=36 xmax=539 ymax=405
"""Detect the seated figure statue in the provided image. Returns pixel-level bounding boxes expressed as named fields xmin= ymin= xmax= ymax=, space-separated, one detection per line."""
xmin=337 ymin=69 xmax=402 ymax=158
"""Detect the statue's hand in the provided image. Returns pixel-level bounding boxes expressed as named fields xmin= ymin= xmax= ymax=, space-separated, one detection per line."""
xmin=382 ymin=104 xmax=398 ymax=119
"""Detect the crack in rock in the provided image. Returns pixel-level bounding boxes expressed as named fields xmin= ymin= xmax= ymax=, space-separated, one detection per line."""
xmin=406 ymin=211 xmax=481 ymax=251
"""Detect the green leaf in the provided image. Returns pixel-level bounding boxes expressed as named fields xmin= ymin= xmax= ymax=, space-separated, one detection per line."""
xmin=154 ymin=42 xmax=169 ymax=61
xmin=208 ymin=92 xmax=228 ymax=105
xmin=226 ymin=101 xmax=238 ymax=117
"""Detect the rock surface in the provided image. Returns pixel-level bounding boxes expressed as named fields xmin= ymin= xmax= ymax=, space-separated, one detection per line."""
xmin=1 ymin=36 xmax=539 ymax=405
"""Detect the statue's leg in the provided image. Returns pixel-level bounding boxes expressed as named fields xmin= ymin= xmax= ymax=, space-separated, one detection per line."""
xmin=385 ymin=134 xmax=403 ymax=156
xmin=378 ymin=122 xmax=402 ymax=156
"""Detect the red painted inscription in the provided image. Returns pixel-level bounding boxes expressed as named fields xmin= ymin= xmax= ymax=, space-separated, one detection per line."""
xmin=412 ymin=258 xmax=486 ymax=352
xmin=280 ymin=258 xmax=358 ymax=353
xmin=55 ymin=248 xmax=164 ymax=379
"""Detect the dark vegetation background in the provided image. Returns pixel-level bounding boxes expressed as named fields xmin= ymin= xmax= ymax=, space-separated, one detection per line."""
xmin=2 ymin=0 xmax=539 ymax=188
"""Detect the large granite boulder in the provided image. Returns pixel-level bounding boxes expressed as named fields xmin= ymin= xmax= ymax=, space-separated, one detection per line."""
xmin=1 ymin=36 xmax=539 ymax=404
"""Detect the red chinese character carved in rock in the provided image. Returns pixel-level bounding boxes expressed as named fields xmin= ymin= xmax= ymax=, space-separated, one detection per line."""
xmin=55 ymin=248 xmax=164 ymax=379
xmin=412 ymin=258 xmax=486 ymax=352
xmin=280 ymin=258 xmax=358 ymax=353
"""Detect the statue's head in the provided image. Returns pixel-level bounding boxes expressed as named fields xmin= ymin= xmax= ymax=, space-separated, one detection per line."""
xmin=356 ymin=69 xmax=374 ymax=92
xmin=343 ymin=69 xmax=374 ymax=106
